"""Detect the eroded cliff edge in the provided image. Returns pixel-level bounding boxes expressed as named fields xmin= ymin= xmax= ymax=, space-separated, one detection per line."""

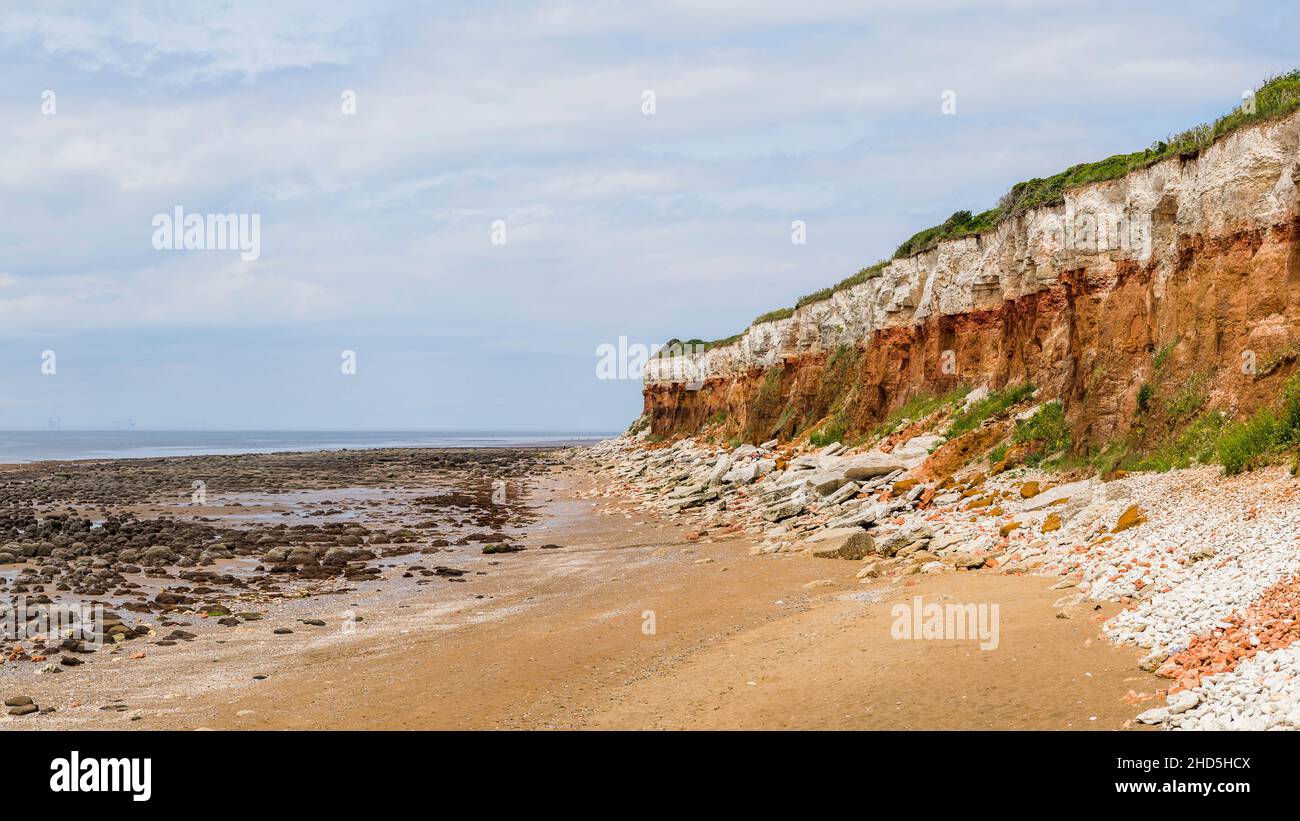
xmin=645 ymin=109 xmax=1300 ymax=453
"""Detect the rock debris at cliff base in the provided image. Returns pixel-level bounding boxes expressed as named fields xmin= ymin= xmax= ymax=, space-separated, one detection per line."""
xmin=579 ymin=430 xmax=1300 ymax=731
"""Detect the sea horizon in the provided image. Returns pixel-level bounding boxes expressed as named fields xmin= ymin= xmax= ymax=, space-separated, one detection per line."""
xmin=0 ymin=429 xmax=618 ymax=464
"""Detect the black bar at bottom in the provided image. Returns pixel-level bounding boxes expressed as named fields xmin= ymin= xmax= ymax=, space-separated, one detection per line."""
xmin=0 ymin=729 xmax=1284 ymax=810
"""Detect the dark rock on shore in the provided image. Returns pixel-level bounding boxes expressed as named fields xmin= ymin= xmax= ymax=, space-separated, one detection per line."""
xmin=0 ymin=445 xmax=563 ymax=676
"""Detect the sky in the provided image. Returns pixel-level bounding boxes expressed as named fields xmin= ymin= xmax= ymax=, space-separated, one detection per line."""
xmin=0 ymin=0 xmax=1295 ymax=431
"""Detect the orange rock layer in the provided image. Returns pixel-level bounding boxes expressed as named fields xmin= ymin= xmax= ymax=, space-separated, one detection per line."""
xmin=1158 ymin=572 xmax=1300 ymax=692
xmin=645 ymin=218 xmax=1300 ymax=451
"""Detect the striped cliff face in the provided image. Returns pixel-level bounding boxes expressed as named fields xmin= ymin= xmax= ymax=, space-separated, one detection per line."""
xmin=644 ymin=111 xmax=1300 ymax=450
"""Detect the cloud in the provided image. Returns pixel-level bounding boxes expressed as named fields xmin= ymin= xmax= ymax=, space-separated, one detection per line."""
xmin=0 ymin=1 xmax=388 ymax=82
xmin=0 ymin=0 xmax=1291 ymax=428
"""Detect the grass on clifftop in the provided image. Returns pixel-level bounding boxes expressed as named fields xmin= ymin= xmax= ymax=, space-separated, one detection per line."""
xmin=893 ymin=209 xmax=1002 ymax=259
xmin=664 ymin=262 xmax=890 ymax=349
xmin=752 ymin=261 xmax=890 ymax=327
xmin=794 ymin=261 xmax=889 ymax=309
xmin=752 ymin=306 xmax=795 ymax=326
xmin=650 ymin=334 xmax=743 ymax=359
xmin=893 ymin=70 xmax=1300 ymax=259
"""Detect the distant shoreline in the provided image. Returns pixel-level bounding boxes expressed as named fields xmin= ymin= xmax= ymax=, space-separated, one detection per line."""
xmin=0 ymin=430 xmax=616 ymax=465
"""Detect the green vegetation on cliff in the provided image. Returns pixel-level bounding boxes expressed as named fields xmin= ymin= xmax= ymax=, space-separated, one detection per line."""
xmin=871 ymin=386 xmax=970 ymax=440
xmin=894 ymin=71 xmax=1300 ymax=259
xmin=1217 ymin=373 xmax=1300 ymax=475
xmin=752 ymin=306 xmax=794 ymax=325
xmin=1010 ymin=400 xmax=1071 ymax=466
xmin=794 ymin=261 xmax=889 ymax=309
xmin=946 ymin=383 xmax=1035 ymax=440
xmin=1070 ymin=367 xmax=1300 ymax=477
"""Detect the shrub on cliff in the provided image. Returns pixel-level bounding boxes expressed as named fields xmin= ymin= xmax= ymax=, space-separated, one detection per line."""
xmin=1152 ymin=339 xmax=1177 ymax=371
xmin=945 ymin=383 xmax=1035 ymax=440
xmin=1128 ymin=411 xmax=1225 ymax=472
xmin=1104 ymin=371 xmax=1300 ymax=476
xmin=1011 ymin=400 xmax=1071 ymax=465
xmin=1278 ymin=372 xmax=1300 ymax=439
xmin=872 ymin=385 xmax=970 ymax=440
xmin=1136 ymin=383 xmax=1154 ymax=413
xmin=625 ymin=413 xmax=651 ymax=436
xmin=1219 ymin=411 xmax=1279 ymax=475
xmin=809 ymin=418 xmax=846 ymax=447
xmin=1216 ymin=373 xmax=1300 ymax=475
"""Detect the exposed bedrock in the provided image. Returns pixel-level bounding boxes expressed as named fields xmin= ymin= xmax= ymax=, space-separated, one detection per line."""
xmin=645 ymin=111 xmax=1300 ymax=449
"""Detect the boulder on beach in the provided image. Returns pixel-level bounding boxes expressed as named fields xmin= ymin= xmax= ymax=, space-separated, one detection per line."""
xmin=1020 ymin=480 xmax=1095 ymax=511
xmin=840 ymin=453 xmax=907 ymax=481
xmin=891 ymin=435 xmax=944 ymax=465
xmin=804 ymin=529 xmax=874 ymax=560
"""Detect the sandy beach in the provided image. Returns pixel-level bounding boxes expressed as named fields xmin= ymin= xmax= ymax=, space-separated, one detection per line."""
xmin=1 ymin=446 xmax=1158 ymax=730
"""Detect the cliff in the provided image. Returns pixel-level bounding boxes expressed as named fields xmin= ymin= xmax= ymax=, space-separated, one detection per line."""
xmin=644 ymin=103 xmax=1300 ymax=457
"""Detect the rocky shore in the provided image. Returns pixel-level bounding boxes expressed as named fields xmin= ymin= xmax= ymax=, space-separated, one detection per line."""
xmin=580 ymin=423 xmax=1300 ymax=731
xmin=0 ymin=447 xmax=561 ymax=721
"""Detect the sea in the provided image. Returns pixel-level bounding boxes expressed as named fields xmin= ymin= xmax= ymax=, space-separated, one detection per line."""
xmin=0 ymin=430 xmax=616 ymax=464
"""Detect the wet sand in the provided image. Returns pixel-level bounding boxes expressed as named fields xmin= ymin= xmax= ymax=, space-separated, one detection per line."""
xmin=2 ymin=455 xmax=1158 ymax=730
